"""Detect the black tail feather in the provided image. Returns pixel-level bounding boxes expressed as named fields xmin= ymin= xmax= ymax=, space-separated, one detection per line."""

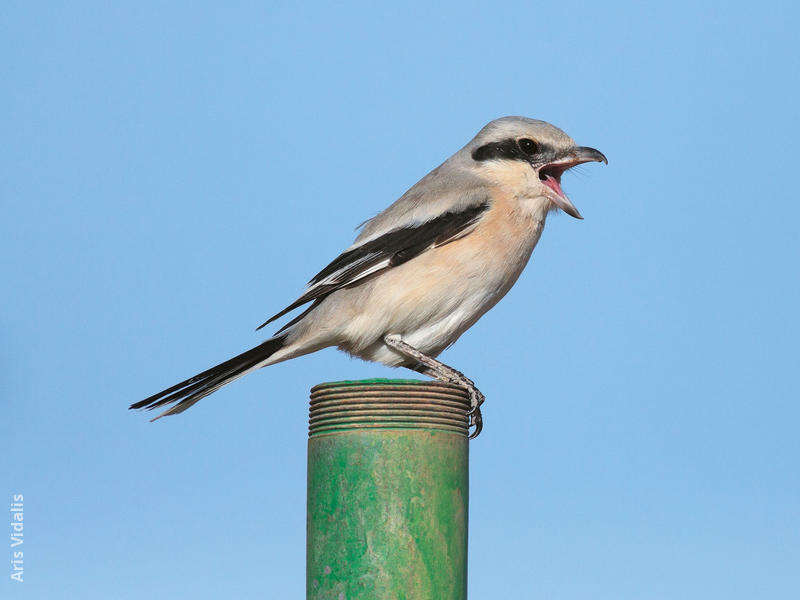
xmin=130 ymin=335 xmax=287 ymax=420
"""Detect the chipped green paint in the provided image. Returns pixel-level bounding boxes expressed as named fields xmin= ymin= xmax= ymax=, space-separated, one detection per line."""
xmin=307 ymin=380 xmax=469 ymax=600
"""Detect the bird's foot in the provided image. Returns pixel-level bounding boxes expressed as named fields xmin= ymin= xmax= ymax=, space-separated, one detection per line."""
xmin=465 ymin=384 xmax=485 ymax=439
xmin=383 ymin=333 xmax=486 ymax=439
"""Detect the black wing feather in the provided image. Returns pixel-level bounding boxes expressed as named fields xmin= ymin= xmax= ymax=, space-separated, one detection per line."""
xmin=256 ymin=201 xmax=490 ymax=331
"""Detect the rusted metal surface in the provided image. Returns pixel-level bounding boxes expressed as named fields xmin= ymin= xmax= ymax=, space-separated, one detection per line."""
xmin=307 ymin=379 xmax=469 ymax=599
xmin=309 ymin=379 xmax=471 ymax=436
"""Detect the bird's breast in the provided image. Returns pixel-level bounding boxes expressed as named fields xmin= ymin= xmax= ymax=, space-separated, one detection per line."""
xmin=334 ymin=197 xmax=548 ymax=362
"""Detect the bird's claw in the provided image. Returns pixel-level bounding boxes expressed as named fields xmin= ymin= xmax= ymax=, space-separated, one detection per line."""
xmin=468 ymin=407 xmax=483 ymax=439
xmin=465 ymin=386 xmax=485 ymax=439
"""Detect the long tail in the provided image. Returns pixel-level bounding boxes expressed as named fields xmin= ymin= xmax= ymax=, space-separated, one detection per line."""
xmin=130 ymin=335 xmax=288 ymax=421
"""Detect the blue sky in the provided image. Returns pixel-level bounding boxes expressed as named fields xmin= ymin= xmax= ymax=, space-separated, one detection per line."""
xmin=2 ymin=1 xmax=798 ymax=598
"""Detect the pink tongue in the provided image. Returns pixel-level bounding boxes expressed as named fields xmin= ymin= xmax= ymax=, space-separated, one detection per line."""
xmin=543 ymin=174 xmax=565 ymax=198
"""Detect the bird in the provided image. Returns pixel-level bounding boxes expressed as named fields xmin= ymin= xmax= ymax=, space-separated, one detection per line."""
xmin=131 ymin=116 xmax=606 ymax=438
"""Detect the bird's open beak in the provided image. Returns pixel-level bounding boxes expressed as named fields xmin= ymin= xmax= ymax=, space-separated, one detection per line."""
xmin=538 ymin=146 xmax=607 ymax=220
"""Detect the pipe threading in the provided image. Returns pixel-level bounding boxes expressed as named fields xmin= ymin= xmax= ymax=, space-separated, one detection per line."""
xmin=308 ymin=379 xmax=470 ymax=437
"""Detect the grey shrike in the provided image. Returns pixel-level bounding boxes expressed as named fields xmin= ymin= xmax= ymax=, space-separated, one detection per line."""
xmin=131 ymin=116 xmax=606 ymax=438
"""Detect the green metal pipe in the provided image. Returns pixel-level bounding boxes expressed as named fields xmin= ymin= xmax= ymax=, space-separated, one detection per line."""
xmin=307 ymin=379 xmax=470 ymax=600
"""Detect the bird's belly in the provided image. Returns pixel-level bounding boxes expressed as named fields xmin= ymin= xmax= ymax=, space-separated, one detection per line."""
xmin=335 ymin=216 xmax=545 ymax=366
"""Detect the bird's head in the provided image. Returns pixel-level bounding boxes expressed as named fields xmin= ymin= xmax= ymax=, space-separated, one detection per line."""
xmin=465 ymin=116 xmax=606 ymax=219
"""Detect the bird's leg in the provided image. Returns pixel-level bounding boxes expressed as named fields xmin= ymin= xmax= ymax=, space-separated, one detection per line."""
xmin=383 ymin=334 xmax=485 ymax=439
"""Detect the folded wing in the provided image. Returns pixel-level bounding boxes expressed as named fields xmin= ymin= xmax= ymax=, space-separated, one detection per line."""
xmin=257 ymin=199 xmax=491 ymax=332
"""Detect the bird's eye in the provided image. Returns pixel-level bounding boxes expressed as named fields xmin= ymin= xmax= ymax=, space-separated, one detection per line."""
xmin=518 ymin=138 xmax=539 ymax=155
